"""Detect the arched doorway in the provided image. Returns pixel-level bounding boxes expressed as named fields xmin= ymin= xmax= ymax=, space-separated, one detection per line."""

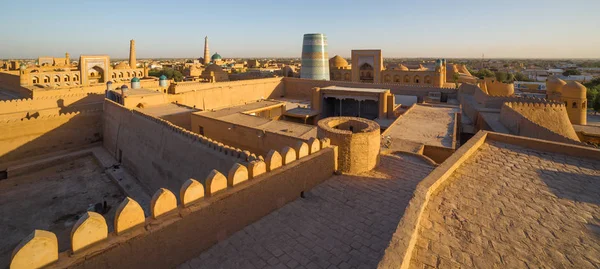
xmin=88 ymin=66 xmax=105 ymax=84
xmin=359 ymin=63 xmax=374 ymax=82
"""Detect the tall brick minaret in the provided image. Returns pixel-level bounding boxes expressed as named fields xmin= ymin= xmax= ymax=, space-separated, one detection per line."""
xmin=203 ymin=36 xmax=210 ymax=65
xmin=129 ymin=39 xmax=136 ymax=68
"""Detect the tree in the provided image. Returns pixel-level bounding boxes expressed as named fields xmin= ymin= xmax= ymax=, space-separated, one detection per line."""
xmin=587 ymin=88 xmax=599 ymax=104
xmin=148 ymin=68 xmax=184 ymax=82
xmin=563 ymin=69 xmax=581 ymax=76
xmin=514 ymin=72 xmax=531 ymax=82
xmin=593 ymin=94 xmax=600 ymax=115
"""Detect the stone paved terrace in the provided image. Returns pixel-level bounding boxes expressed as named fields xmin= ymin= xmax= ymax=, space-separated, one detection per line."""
xmin=179 ymin=154 xmax=434 ymax=269
xmin=409 ymin=140 xmax=600 ymax=269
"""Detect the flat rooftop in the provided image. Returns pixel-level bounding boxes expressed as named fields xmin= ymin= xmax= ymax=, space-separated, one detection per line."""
xmin=194 ymin=100 xmax=317 ymax=139
xmin=137 ymin=103 xmax=198 ymax=117
xmin=409 ymin=140 xmax=600 ymax=268
xmin=385 ymin=104 xmax=459 ymax=148
xmin=196 ymin=100 xmax=283 ymax=119
xmin=180 ymin=153 xmax=435 ymax=269
xmin=123 ymin=88 xmax=163 ymax=97
xmin=0 ymin=155 xmax=124 ymax=267
xmin=214 ymin=113 xmax=317 ymax=139
xmin=321 ymin=86 xmax=389 ymax=94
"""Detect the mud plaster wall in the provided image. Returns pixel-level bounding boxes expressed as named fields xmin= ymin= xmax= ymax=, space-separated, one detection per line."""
xmin=191 ymin=114 xmax=310 ymax=157
xmin=102 ymin=100 xmax=242 ymax=197
xmin=0 ymin=111 xmax=102 ymax=163
xmin=55 ymin=148 xmax=336 ymax=269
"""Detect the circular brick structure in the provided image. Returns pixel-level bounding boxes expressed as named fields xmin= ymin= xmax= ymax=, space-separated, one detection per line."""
xmin=317 ymin=117 xmax=380 ymax=174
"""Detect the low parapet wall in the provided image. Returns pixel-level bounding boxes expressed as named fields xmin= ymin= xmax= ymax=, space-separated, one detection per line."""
xmin=376 ymin=131 xmax=600 ymax=269
xmin=283 ymin=77 xmax=457 ymax=100
xmin=9 ymin=137 xmax=336 ymax=269
xmin=0 ymin=109 xmax=102 ymax=163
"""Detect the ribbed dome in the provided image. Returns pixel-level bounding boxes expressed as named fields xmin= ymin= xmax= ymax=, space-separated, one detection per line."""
xmin=159 ymin=75 xmax=167 ymax=80
xmin=546 ymin=76 xmax=567 ymax=93
xmin=329 ymin=55 xmax=348 ymax=68
xmin=561 ymin=81 xmax=586 ymax=99
xmin=131 ymin=77 xmax=140 ymax=82
xmin=114 ymin=62 xmax=130 ymax=69
xmin=211 ymin=53 xmax=222 ymax=61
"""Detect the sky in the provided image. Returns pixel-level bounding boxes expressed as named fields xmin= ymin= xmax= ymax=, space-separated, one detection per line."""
xmin=0 ymin=0 xmax=599 ymax=59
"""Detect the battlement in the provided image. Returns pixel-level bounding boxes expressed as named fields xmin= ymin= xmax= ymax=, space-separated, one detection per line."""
xmin=500 ymin=102 xmax=581 ymax=144
xmin=9 ymin=135 xmax=335 ymax=269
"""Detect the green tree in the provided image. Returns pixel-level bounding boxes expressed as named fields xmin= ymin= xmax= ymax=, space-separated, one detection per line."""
xmin=593 ymin=94 xmax=600 ymax=115
xmin=149 ymin=68 xmax=184 ymax=82
xmin=562 ymin=69 xmax=582 ymax=76
xmin=514 ymin=72 xmax=531 ymax=82
xmin=587 ymin=88 xmax=599 ymax=104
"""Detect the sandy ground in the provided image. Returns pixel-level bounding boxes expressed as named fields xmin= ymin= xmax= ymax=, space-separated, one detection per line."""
xmin=0 ymin=156 xmax=124 ymax=267
xmin=385 ymin=105 xmax=459 ymax=148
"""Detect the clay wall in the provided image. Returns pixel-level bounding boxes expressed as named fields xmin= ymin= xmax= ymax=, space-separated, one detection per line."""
xmin=283 ymin=77 xmax=457 ymax=100
xmin=11 ymin=138 xmax=336 ymax=269
xmin=191 ymin=114 xmax=310 ymax=157
xmin=167 ymin=78 xmax=284 ymax=110
xmin=0 ymin=93 xmax=104 ymax=120
xmin=0 ymin=71 xmax=30 ymax=97
xmin=103 ymin=100 xmax=247 ymax=196
xmin=422 ymin=145 xmax=455 ymax=164
xmin=499 ymin=102 xmax=581 ymax=144
xmin=0 ymin=110 xmax=102 ymax=163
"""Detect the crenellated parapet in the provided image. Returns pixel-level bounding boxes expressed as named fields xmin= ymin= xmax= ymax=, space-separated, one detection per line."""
xmin=500 ymin=101 xmax=582 ymax=144
xmin=8 ymin=136 xmax=334 ymax=269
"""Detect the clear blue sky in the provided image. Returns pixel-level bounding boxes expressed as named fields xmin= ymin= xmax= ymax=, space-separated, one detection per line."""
xmin=1 ymin=0 xmax=598 ymax=59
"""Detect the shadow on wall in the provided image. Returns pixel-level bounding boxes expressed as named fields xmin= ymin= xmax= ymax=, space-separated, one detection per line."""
xmin=0 ymin=112 xmax=103 ymax=165
xmin=537 ymin=169 xmax=600 ymax=206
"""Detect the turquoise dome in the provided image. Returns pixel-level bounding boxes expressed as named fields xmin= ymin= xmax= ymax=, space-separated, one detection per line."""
xmin=131 ymin=77 xmax=140 ymax=82
xmin=159 ymin=75 xmax=167 ymax=80
xmin=211 ymin=52 xmax=222 ymax=61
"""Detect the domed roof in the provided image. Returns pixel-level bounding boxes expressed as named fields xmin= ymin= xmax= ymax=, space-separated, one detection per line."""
xmin=397 ymin=64 xmax=409 ymax=71
xmin=19 ymin=63 xmax=26 ymax=70
xmin=131 ymin=77 xmax=140 ymax=82
xmin=121 ymin=85 xmax=128 ymax=89
xmin=211 ymin=53 xmax=222 ymax=61
xmin=329 ymin=55 xmax=348 ymax=68
xmin=159 ymin=75 xmax=167 ymax=80
xmin=107 ymin=81 xmax=113 ymax=84
xmin=561 ymin=81 xmax=586 ymax=99
xmin=114 ymin=62 xmax=130 ymax=69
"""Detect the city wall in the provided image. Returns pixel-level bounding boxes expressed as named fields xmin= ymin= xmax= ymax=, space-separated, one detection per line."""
xmin=0 ymin=109 xmax=102 ymax=163
xmin=282 ymin=77 xmax=457 ymax=100
xmin=499 ymin=102 xmax=581 ymax=144
xmin=0 ymin=93 xmax=104 ymax=120
xmin=103 ymin=100 xmax=252 ymax=196
xmin=11 ymin=134 xmax=337 ymax=269
xmin=167 ymin=78 xmax=285 ymax=110
xmin=191 ymin=114 xmax=313 ymax=157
